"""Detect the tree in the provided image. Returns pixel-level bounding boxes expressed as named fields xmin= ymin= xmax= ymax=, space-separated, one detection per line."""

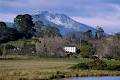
xmin=44 ymin=26 xmax=61 ymax=37
xmin=0 ymin=28 xmax=23 ymax=43
xmin=111 ymin=35 xmax=120 ymax=59
xmin=5 ymin=44 xmax=16 ymax=49
xmin=92 ymin=36 xmax=120 ymax=59
xmin=96 ymin=26 xmax=105 ymax=39
xmin=0 ymin=22 xmax=7 ymax=32
xmin=0 ymin=22 xmax=23 ymax=43
xmin=14 ymin=14 xmax=34 ymax=38
xmin=34 ymin=21 xmax=44 ymax=37
xmin=80 ymin=41 xmax=95 ymax=58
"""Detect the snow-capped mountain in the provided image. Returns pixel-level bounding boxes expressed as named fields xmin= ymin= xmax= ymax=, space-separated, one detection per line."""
xmin=32 ymin=11 xmax=96 ymax=36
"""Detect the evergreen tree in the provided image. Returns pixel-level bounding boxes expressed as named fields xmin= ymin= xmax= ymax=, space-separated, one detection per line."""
xmin=80 ymin=41 xmax=95 ymax=58
xmin=0 ymin=22 xmax=22 ymax=43
xmin=14 ymin=14 xmax=34 ymax=38
xmin=96 ymin=26 xmax=105 ymax=39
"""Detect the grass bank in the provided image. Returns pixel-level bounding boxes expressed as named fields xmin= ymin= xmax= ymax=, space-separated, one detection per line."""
xmin=0 ymin=56 xmax=120 ymax=80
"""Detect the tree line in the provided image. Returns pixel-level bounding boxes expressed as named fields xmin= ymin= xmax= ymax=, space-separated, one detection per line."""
xmin=0 ymin=14 xmax=61 ymax=43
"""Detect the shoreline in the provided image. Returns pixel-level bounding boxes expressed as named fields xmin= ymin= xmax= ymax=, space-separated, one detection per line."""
xmin=1 ymin=70 xmax=120 ymax=80
xmin=59 ymin=76 xmax=120 ymax=80
xmin=38 ymin=70 xmax=120 ymax=80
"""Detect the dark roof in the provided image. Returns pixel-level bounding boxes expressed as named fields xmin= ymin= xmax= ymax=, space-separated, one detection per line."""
xmin=64 ymin=44 xmax=78 ymax=47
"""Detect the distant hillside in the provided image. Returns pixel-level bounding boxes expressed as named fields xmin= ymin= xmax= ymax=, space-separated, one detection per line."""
xmin=6 ymin=22 xmax=13 ymax=28
xmin=32 ymin=11 xmax=96 ymax=37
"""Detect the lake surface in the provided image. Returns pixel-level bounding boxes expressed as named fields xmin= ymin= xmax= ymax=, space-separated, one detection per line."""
xmin=61 ymin=76 xmax=120 ymax=80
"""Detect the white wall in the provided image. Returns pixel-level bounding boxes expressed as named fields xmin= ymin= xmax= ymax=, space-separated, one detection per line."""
xmin=64 ymin=47 xmax=76 ymax=53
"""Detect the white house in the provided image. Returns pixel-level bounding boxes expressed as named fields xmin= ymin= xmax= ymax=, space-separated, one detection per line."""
xmin=63 ymin=45 xmax=77 ymax=53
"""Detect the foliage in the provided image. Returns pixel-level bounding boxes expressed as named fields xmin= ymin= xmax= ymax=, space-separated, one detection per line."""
xmin=96 ymin=26 xmax=105 ymax=39
xmin=34 ymin=21 xmax=43 ymax=37
xmin=0 ymin=28 xmax=23 ymax=43
xmin=88 ymin=59 xmax=107 ymax=70
xmin=23 ymin=41 xmax=35 ymax=48
xmin=0 ymin=39 xmax=35 ymax=50
xmin=5 ymin=44 xmax=16 ymax=49
xmin=80 ymin=41 xmax=95 ymax=58
xmin=0 ymin=22 xmax=7 ymax=32
xmin=0 ymin=49 xmax=2 ymax=56
xmin=14 ymin=14 xmax=34 ymax=38
xmin=35 ymin=37 xmax=66 ymax=56
xmin=70 ymin=63 xmax=89 ymax=70
xmin=44 ymin=26 xmax=62 ymax=37
xmin=76 ymin=48 xmax=80 ymax=54
xmin=107 ymin=64 xmax=120 ymax=71
xmin=104 ymin=54 xmax=114 ymax=60
xmin=70 ymin=59 xmax=110 ymax=70
xmin=0 ymin=22 xmax=23 ymax=43
xmin=95 ymin=36 xmax=120 ymax=59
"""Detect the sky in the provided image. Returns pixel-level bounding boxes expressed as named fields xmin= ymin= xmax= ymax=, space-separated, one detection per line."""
xmin=0 ymin=0 xmax=120 ymax=33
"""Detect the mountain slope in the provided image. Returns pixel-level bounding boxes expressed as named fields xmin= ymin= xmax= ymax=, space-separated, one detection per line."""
xmin=32 ymin=11 xmax=96 ymax=36
xmin=6 ymin=22 xmax=13 ymax=28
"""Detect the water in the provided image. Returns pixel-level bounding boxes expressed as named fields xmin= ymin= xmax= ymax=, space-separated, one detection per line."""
xmin=61 ymin=76 xmax=120 ymax=80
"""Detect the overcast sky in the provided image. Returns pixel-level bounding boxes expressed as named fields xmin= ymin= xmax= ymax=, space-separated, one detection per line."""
xmin=0 ymin=0 xmax=120 ymax=33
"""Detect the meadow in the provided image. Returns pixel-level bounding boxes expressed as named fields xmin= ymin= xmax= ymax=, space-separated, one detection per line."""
xmin=0 ymin=56 xmax=120 ymax=80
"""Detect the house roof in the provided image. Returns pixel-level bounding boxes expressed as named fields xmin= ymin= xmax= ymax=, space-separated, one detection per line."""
xmin=64 ymin=44 xmax=78 ymax=47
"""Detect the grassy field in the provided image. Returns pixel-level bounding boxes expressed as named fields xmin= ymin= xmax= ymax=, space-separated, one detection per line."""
xmin=0 ymin=56 xmax=120 ymax=80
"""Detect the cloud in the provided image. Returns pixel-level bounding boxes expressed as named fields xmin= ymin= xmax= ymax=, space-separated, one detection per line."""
xmin=0 ymin=0 xmax=119 ymax=15
xmin=0 ymin=13 xmax=17 ymax=22
xmin=71 ymin=2 xmax=120 ymax=33
xmin=72 ymin=16 xmax=120 ymax=33
xmin=0 ymin=0 xmax=120 ymax=33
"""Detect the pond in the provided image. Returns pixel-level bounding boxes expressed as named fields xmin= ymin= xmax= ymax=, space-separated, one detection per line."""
xmin=61 ymin=76 xmax=120 ymax=80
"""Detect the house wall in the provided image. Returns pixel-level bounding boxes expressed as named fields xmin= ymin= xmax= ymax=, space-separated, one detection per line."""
xmin=64 ymin=47 xmax=76 ymax=53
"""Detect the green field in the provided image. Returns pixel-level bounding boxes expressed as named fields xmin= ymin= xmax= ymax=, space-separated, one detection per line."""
xmin=0 ymin=56 xmax=120 ymax=80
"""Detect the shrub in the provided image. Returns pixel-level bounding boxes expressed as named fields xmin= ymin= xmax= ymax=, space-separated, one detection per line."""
xmin=107 ymin=64 xmax=120 ymax=71
xmin=70 ymin=59 xmax=120 ymax=71
xmin=5 ymin=44 xmax=16 ymax=49
xmin=88 ymin=59 xmax=107 ymax=70
xmin=70 ymin=63 xmax=89 ymax=70
xmin=23 ymin=41 xmax=35 ymax=48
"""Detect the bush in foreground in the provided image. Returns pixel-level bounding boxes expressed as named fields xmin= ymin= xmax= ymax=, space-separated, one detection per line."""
xmin=70 ymin=63 xmax=89 ymax=70
xmin=70 ymin=59 xmax=120 ymax=70
xmin=107 ymin=64 xmax=120 ymax=71
xmin=88 ymin=59 xmax=107 ymax=70
xmin=70 ymin=59 xmax=107 ymax=70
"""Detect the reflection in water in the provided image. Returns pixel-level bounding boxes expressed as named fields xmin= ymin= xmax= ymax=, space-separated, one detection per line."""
xmin=61 ymin=76 xmax=120 ymax=80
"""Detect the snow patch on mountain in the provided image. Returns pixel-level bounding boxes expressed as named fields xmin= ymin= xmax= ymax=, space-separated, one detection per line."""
xmin=32 ymin=11 xmax=96 ymax=36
